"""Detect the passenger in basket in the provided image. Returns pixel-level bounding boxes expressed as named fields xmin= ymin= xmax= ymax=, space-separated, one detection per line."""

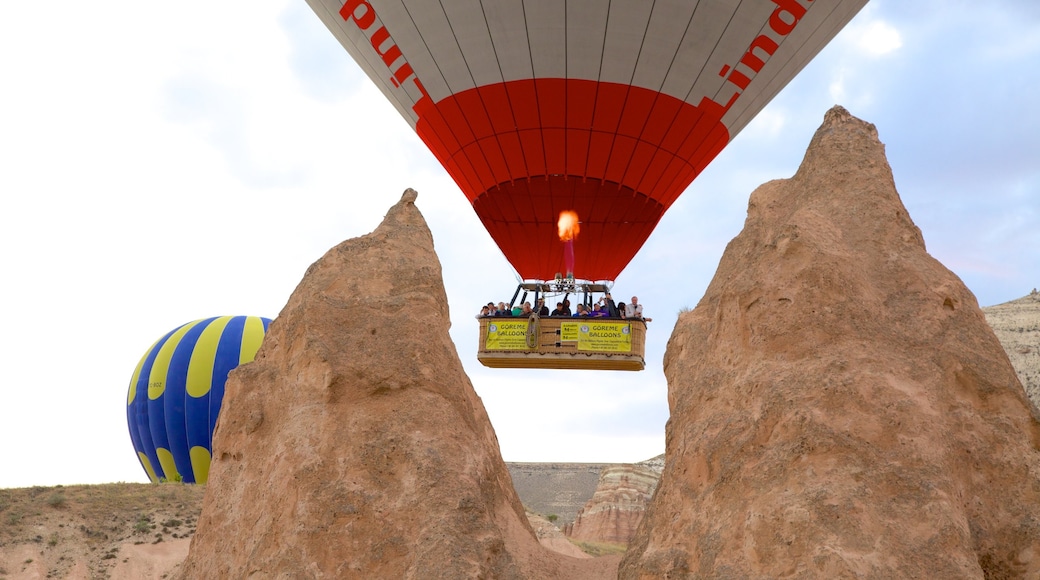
xmin=477 ymin=305 xmax=491 ymax=318
xmin=573 ymin=304 xmax=589 ymax=317
xmin=617 ymin=301 xmax=627 ymax=319
xmin=495 ymin=302 xmax=512 ymax=316
xmin=551 ymin=302 xmax=567 ymax=316
xmin=537 ymin=298 xmax=549 ymax=316
xmin=521 ymin=302 xmax=533 ymax=316
xmin=625 ymin=296 xmax=652 ymax=322
xmin=599 ymin=293 xmax=620 ymax=317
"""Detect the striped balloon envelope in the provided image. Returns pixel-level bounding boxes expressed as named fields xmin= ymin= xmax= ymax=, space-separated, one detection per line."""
xmin=126 ymin=316 xmax=272 ymax=483
xmin=308 ymin=0 xmax=867 ymax=280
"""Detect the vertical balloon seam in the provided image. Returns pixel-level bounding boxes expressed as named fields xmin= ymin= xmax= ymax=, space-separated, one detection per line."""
xmin=603 ymin=0 xmax=658 ymax=189
xmin=417 ymin=98 xmax=483 ymax=202
xmin=146 ymin=318 xmax=205 ymax=482
xmin=128 ymin=330 xmax=175 ymax=483
xmin=148 ymin=320 xmax=204 ymax=401
xmin=145 ymin=321 xmax=204 ymax=483
xmin=164 ymin=317 xmax=218 ymax=483
xmin=651 ymin=1 xmax=701 ymax=104
xmin=183 ymin=316 xmax=234 ymax=483
xmin=187 ymin=316 xmax=233 ymax=399
xmin=482 ymin=85 xmax=536 ymax=226
xmin=456 ymin=89 xmax=504 ymax=190
xmin=191 ymin=316 xmax=237 ymax=482
xmin=459 ymin=5 xmax=515 ymax=190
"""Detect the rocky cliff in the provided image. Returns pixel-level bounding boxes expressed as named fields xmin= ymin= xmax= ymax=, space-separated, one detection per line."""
xmin=983 ymin=290 xmax=1040 ymax=407
xmin=178 ymin=190 xmax=618 ymax=579
xmin=564 ymin=464 xmax=659 ymax=545
xmin=621 ymin=106 xmax=1040 ymax=579
xmin=506 ymin=462 xmax=608 ymax=526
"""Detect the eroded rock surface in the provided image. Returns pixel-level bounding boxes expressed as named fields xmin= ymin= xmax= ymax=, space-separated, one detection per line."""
xmin=565 ymin=464 xmax=658 ymax=545
xmin=621 ymin=107 xmax=1040 ymax=579
xmin=179 ymin=190 xmax=618 ymax=579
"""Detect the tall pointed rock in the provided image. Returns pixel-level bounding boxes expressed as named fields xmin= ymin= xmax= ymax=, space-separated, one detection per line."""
xmin=621 ymin=107 xmax=1040 ymax=578
xmin=179 ymin=190 xmax=617 ymax=579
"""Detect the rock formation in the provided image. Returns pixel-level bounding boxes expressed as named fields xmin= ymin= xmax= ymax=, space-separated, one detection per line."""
xmin=178 ymin=190 xmax=618 ymax=579
xmin=507 ymin=462 xmax=608 ymax=525
xmin=983 ymin=291 xmax=1040 ymax=408
xmin=565 ymin=464 xmax=658 ymax=545
xmin=621 ymin=107 xmax=1040 ymax=578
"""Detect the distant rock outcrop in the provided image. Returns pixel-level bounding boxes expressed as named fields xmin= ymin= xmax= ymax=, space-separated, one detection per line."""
xmin=507 ymin=462 xmax=608 ymax=525
xmin=179 ymin=190 xmax=618 ymax=579
xmin=983 ymin=291 xmax=1040 ymax=407
xmin=621 ymin=107 xmax=1040 ymax=578
xmin=564 ymin=464 xmax=658 ymax=545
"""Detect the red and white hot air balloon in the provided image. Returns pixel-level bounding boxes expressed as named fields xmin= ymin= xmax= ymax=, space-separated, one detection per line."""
xmin=308 ymin=0 xmax=867 ymax=281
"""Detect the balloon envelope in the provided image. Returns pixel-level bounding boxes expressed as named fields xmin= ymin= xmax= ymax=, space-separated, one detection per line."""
xmin=309 ymin=0 xmax=868 ymax=280
xmin=126 ymin=316 xmax=271 ymax=483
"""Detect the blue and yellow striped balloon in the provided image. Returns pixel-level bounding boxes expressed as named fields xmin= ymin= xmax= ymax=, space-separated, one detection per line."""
xmin=126 ymin=316 xmax=271 ymax=483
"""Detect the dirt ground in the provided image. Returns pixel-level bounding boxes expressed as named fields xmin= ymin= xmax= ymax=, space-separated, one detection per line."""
xmin=0 ymin=483 xmax=201 ymax=580
xmin=0 ymin=483 xmax=598 ymax=579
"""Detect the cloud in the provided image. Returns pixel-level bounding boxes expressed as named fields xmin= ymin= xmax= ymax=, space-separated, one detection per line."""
xmin=855 ymin=20 xmax=903 ymax=57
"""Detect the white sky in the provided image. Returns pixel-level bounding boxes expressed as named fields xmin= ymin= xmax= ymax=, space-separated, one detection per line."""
xmin=0 ymin=0 xmax=1037 ymax=489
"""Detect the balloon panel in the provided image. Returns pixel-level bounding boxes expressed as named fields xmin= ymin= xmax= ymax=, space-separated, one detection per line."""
xmin=126 ymin=316 xmax=272 ymax=483
xmin=308 ymin=0 xmax=868 ymax=279
xmin=422 ymin=79 xmax=727 ymax=280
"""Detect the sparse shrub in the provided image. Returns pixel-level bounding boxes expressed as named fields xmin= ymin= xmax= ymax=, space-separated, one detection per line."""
xmin=47 ymin=533 xmax=59 ymax=547
xmin=163 ymin=518 xmax=183 ymax=527
xmin=134 ymin=516 xmax=151 ymax=533
xmin=46 ymin=493 xmax=66 ymax=508
xmin=546 ymin=514 xmax=559 ymax=523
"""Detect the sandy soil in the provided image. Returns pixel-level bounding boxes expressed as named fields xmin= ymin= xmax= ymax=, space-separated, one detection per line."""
xmin=0 ymin=484 xmax=597 ymax=579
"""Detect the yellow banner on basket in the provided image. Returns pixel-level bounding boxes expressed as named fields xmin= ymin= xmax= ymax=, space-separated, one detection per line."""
xmin=577 ymin=321 xmax=632 ymax=352
xmin=560 ymin=322 xmax=580 ymax=342
xmin=485 ymin=320 xmax=530 ymax=350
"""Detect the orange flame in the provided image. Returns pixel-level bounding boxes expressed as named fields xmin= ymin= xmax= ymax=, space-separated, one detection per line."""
xmin=558 ymin=210 xmax=580 ymax=242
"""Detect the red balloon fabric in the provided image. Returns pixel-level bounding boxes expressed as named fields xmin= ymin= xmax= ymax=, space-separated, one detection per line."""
xmin=309 ymin=0 xmax=868 ymax=280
